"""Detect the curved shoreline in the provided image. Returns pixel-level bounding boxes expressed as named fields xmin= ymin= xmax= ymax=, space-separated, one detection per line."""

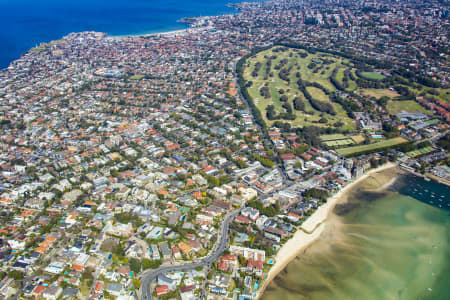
xmin=0 ymin=2 xmax=244 ymax=70
xmin=255 ymin=162 xmax=398 ymax=299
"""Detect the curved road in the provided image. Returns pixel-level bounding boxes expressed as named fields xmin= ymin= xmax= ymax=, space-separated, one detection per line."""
xmin=139 ymin=209 xmax=241 ymax=300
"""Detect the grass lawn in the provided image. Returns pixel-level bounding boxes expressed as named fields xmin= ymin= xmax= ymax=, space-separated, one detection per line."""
xmin=360 ymin=71 xmax=385 ymax=80
xmin=424 ymin=87 xmax=450 ymax=103
xmin=350 ymin=135 xmax=365 ymax=144
xmin=30 ymin=47 xmax=46 ymax=53
xmin=130 ymin=74 xmax=145 ymax=80
xmin=337 ymin=137 xmax=408 ymax=156
xmin=346 ymin=69 xmax=359 ymax=90
xmin=306 ymin=86 xmax=329 ymax=101
xmin=335 ymin=68 xmax=345 ymax=82
xmin=386 ymin=100 xmax=432 ymax=115
xmin=395 ymin=82 xmax=450 ymax=103
xmin=80 ymin=280 xmax=92 ymax=297
xmin=320 ymin=133 xmax=356 ymax=148
xmin=319 ymin=133 xmax=348 ymax=141
xmin=437 ymin=88 xmax=450 ymax=102
xmin=360 ymin=89 xmax=400 ymax=99
xmin=323 ymin=139 xmax=354 ymax=147
xmin=407 ymin=146 xmax=435 ymax=158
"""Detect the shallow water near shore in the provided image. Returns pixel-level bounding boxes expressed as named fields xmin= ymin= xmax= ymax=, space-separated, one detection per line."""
xmin=262 ymin=174 xmax=450 ymax=300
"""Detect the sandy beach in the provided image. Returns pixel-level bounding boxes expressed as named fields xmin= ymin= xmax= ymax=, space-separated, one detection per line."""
xmin=110 ymin=28 xmax=192 ymax=40
xmin=256 ymin=162 xmax=398 ymax=299
xmin=140 ymin=28 xmax=192 ymax=37
xmin=110 ymin=17 xmax=214 ymax=40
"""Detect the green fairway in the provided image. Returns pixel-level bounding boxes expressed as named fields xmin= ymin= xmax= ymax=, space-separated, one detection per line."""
xmin=242 ymin=46 xmax=356 ymax=130
xmin=240 ymin=45 xmax=443 ymax=134
xmin=306 ymin=86 xmax=329 ymax=102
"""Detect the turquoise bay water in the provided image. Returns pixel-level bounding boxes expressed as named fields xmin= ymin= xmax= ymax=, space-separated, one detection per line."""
xmin=0 ymin=0 xmax=258 ymax=69
xmin=263 ymin=175 xmax=450 ymax=300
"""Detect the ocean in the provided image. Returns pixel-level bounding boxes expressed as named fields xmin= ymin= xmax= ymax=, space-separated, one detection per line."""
xmin=262 ymin=173 xmax=450 ymax=300
xmin=0 ymin=0 xmax=255 ymax=70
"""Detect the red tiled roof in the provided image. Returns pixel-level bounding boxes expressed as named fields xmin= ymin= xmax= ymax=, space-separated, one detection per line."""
xmin=247 ymin=259 xmax=263 ymax=270
xmin=235 ymin=215 xmax=251 ymax=224
xmin=156 ymin=285 xmax=169 ymax=295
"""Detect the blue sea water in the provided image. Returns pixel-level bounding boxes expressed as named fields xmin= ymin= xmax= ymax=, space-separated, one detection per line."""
xmin=0 ymin=0 xmax=254 ymax=69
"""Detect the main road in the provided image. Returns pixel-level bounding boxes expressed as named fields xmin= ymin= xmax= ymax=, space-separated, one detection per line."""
xmin=139 ymin=208 xmax=241 ymax=300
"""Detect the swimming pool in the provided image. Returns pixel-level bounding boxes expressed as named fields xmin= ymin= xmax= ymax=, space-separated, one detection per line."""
xmin=254 ymin=280 xmax=259 ymax=290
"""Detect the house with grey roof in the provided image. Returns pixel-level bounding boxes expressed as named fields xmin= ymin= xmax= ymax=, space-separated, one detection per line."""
xmin=106 ymin=283 xmax=123 ymax=297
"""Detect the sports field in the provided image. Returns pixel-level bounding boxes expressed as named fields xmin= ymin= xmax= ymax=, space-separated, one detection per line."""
xmin=337 ymin=137 xmax=408 ymax=156
xmin=360 ymin=71 xmax=385 ymax=80
xmin=386 ymin=100 xmax=432 ymax=115
xmin=360 ymin=89 xmax=399 ymax=99
xmin=319 ymin=133 xmax=368 ymax=148
xmin=406 ymin=147 xmax=435 ymax=158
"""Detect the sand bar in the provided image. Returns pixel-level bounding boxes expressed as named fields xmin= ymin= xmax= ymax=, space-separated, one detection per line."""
xmin=256 ymin=162 xmax=398 ymax=299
